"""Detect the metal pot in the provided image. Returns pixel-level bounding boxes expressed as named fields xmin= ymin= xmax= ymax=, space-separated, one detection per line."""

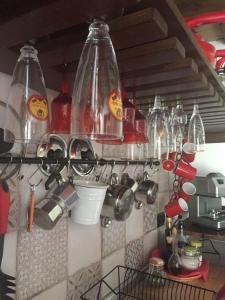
xmin=101 ymin=173 xmax=134 ymax=221
xmin=135 ymin=172 xmax=158 ymax=204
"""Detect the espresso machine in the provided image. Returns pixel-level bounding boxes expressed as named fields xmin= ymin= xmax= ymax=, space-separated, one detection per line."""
xmin=188 ymin=173 xmax=225 ymax=230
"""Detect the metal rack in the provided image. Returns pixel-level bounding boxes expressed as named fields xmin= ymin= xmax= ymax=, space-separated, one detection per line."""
xmin=0 ymin=156 xmax=160 ymax=166
xmin=81 ymin=266 xmax=216 ymax=300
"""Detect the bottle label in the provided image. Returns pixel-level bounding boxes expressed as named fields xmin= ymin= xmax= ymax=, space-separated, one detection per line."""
xmin=108 ymin=91 xmax=123 ymax=121
xmin=27 ymin=95 xmax=49 ymax=121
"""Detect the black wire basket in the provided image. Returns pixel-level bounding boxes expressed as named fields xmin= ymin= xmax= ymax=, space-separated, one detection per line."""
xmin=80 ymin=265 xmax=216 ymax=300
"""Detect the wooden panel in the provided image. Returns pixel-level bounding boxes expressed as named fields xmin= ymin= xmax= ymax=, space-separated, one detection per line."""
xmin=124 ymin=58 xmax=198 ymax=87
xmin=40 ymin=8 xmax=170 ymax=68
xmin=0 ymin=0 xmax=139 ymax=49
xmin=184 ymin=98 xmax=224 ymax=110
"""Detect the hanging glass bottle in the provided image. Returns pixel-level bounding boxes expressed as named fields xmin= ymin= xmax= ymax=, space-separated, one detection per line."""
xmin=148 ymin=96 xmax=169 ymax=160
xmin=71 ymin=21 xmax=123 ymax=141
xmin=51 ymin=77 xmax=71 ymax=134
xmin=4 ymin=45 xmax=49 ymax=144
xmin=188 ymin=103 xmax=205 ymax=152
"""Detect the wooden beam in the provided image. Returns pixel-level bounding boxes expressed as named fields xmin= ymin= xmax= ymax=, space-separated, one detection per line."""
xmin=184 ymin=98 xmax=224 ymax=110
xmin=0 ymin=0 xmax=140 ymax=49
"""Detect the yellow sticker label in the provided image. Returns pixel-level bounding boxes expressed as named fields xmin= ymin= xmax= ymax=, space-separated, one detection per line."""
xmin=27 ymin=95 xmax=48 ymax=121
xmin=108 ymin=91 xmax=123 ymax=121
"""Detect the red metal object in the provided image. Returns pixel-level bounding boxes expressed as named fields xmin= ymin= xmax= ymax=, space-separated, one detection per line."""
xmin=185 ymin=12 xmax=225 ymax=68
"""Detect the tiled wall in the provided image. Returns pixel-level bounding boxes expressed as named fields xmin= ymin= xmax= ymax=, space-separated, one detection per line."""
xmin=0 ymin=71 xmax=172 ymax=300
xmin=3 ymin=165 xmax=171 ymax=300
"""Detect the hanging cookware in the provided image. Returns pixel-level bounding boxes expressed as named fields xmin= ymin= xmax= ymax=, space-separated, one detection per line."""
xmin=34 ymin=181 xmax=78 ymax=230
xmin=68 ymin=138 xmax=95 ymax=177
xmin=135 ymin=172 xmax=158 ymax=204
xmin=101 ymin=173 xmax=134 ymax=221
xmin=37 ymin=134 xmax=67 ymax=179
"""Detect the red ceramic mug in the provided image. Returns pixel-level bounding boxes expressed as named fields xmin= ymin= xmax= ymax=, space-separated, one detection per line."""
xmin=165 ymin=198 xmax=188 ymax=217
xmin=162 ymin=159 xmax=175 ymax=172
xmin=182 ymin=143 xmax=196 ymax=163
xmin=174 ymin=160 xmax=197 ymax=180
xmin=177 ymin=182 xmax=196 ymax=201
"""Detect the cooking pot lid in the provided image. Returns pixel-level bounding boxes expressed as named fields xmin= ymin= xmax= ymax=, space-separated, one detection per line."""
xmin=115 ymin=186 xmax=134 ymax=220
xmin=68 ymin=138 xmax=95 ymax=176
xmin=37 ymin=134 xmax=67 ymax=177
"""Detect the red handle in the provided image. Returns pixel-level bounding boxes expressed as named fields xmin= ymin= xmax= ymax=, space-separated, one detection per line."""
xmin=0 ymin=181 xmax=10 ymax=234
xmin=186 ymin=11 xmax=225 ymax=29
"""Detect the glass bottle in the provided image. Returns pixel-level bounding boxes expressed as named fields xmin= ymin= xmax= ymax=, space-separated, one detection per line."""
xmin=51 ymin=77 xmax=72 ymax=134
xmin=176 ymin=220 xmax=188 ymax=254
xmin=188 ymin=103 xmax=205 ymax=152
xmin=168 ymin=236 xmax=182 ymax=276
xmin=4 ymin=45 xmax=49 ymax=144
xmin=148 ymin=95 xmax=169 ymax=160
xmin=71 ymin=21 xmax=123 ymax=141
xmin=164 ymin=217 xmax=173 ymax=270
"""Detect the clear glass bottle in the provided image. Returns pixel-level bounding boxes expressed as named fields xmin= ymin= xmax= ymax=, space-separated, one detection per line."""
xmin=4 ymin=45 xmax=49 ymax=144
xmin=168 ymin=236 xmax=182 ymax=275
xmin=148 ymin=257 xmax=166 ymax=286
xmin=188 ymin=103 xmax=205 ymax=152
xmin=176 ymin=220 xmax=188 ymax=254
xmin=71 ymin=21 xmax=123 ymax=141
xmin=148 ymin=95 xmax=169 ymax=160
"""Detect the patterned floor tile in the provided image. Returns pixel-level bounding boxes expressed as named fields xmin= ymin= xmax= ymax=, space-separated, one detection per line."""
xmin=67 ymin=261 xmax=101 ymax=300
xmin=144 ymin=204 xmax=157 ymax=234
xmin=125 ymin=237 xmax=144 ymax=270
xmin=102 ymin=220 xmax=126 ymax=258
xmin=16 ymin=218 xmax=68 ymax=300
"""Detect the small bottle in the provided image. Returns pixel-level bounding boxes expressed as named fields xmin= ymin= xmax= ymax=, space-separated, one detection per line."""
xmin=168 ymin=236 xmax=182 ymax=276
xmin=164 ymin=217 xmax=173 ymax=270
xmin=176 ymin=220 xmax=188 ymax=254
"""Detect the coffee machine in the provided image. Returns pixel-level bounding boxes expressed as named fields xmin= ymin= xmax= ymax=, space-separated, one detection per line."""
xmin=188 ymin=173 xmax=225 ymax=230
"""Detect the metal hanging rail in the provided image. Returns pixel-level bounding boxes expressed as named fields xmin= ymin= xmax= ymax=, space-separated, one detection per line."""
xmin=0 ymin=156 xmax=160 ymax=166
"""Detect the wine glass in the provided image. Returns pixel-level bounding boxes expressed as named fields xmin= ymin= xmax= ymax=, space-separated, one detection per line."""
xmin=188 ymin=103 xmax=205 ymax=152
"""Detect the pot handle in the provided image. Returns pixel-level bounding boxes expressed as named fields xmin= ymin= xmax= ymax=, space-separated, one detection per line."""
xmin=109 ymin=173 xmax=119 ymax=186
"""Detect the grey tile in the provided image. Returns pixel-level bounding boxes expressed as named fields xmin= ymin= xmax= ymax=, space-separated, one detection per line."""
xmin=16 ymin=218 xmax=68 ymax=300
xmin=144 ymin=204 xmax=157 ymax=234
xmin=8 ymin=175 xmax=19 ymax=231
xmin=67 ymin=261 xmax=101 ymax=300
xmin=102 ymin=220 xmax=125 ymax=258
xmin=125 ymin=237 xmax=144 ymax=270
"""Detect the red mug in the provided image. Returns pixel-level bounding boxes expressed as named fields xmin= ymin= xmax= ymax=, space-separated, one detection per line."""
xmin=165 ymin=198 xmax=188 ymax=217
xmin=182 ymin=143 xmax=196 ymax=163
xmin=168 ymin=151 xmax=177 ymax=161
xmin=174 ymin=160 xmax=197 ymax=180
xmin=162 ymin=159 xmax=175 ymax=172
xmin=177 ymin=182 xmax=196 ymax=201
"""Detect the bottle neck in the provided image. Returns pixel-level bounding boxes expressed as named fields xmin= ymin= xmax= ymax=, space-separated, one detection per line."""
xmin=153 ymin=96 xmax=161 ymax=109
xmin=193 ymin=104 xmax=199 ymax=114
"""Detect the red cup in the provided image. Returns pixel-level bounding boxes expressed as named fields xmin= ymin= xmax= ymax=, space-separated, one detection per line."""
xmin=174 ymin=160 xmax=197 ymax=180
xmin=168 ymin=151 xmax=177 ymax=161
xmin=177 ymin=182 xmax=196 ymax=201
xmin=162 ymin=159 xmax=175 ymax=172
xmin=165 ymin=198 xmax=188 ymax=217
xmin=182 ymin=143 xmax=196 ymax=163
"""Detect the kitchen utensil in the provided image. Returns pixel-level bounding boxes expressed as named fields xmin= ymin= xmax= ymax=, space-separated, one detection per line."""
xmin=68 ymin=138 xmax=95 ymax=177
xmin=135 ymin=172 xmax=158 ymax=204
xmin=101 ymin=173 xmax=134 ymax=221
xmin=4 ymin=45 xmax=50 ymax=144
xmin=71 ymin=180 xmax=108 ymax=225
xmin=168 ymin=236 xmax=182 ymax=276
xmin=165 ymin=198 xmax=188 ymax=218
xmin=0 ymin=181 xmax=16 ymax=299
xmin=37 ymin=134 xmax=67 ymax=179
xmin=121 ymin=173 xmax=138 ymax=193
xmin=71 ymin=21 xmax=123 ymax=141
xmin=35 ymin=181 xmax=78 ymax=230
xmin=188 ymin=104 xmax=205 ymax=152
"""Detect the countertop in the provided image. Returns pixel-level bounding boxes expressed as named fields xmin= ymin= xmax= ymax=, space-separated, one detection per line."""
xmin=184 ymin=220 xmax=225 ymax=241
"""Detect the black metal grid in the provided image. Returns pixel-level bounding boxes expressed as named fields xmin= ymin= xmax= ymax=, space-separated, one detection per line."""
xmin=81 ymin=266 xmax=216 ymax=300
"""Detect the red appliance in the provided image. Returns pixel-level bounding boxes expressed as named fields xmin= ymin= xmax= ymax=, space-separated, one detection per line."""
xmin=51 ymin=78 xmax=72 ymax=134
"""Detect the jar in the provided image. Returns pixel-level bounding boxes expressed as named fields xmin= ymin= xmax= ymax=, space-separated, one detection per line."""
xmin=148 ymin=257 xmax=166 ymax=286
xmin=180 ymin=246 xmax=201 ymax=271
xmin=190 ymin=240 xmax=203 ymax=263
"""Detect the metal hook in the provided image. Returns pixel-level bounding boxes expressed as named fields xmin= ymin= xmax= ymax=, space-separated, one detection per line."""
xmin=28 ymin=166 xmax=43 ymax=189
xmin=121 ymin=160 xmax=129 ymax=173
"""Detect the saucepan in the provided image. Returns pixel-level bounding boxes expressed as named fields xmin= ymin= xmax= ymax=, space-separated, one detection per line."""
xmin=135 ymin=171 xmax=158 ymax=204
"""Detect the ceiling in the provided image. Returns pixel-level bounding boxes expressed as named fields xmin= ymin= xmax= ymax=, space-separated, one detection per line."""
xmin=1 ymin=0 xmax=225 ymax=141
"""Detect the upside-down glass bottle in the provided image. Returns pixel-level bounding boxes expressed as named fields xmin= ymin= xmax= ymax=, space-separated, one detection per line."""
xmin=71 ymin=21 xmax=123 ymax=141
xmin=188 ymin=103 xmax=205 ymax=152
xmin=4 ymin=45 xmax=50 ymax=144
